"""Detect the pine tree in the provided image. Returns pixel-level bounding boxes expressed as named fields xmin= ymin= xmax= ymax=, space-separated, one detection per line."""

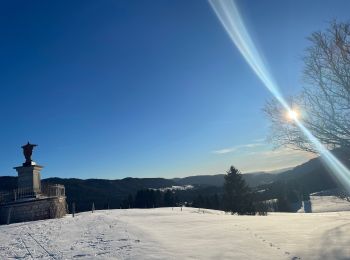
xmin=223 ymin=166 xmax=255 ymax=215
xmin=163 ymin=190 xmax=174 ymax=207
xmin=127 ymin=194 xmax=133 ymax=208
xmin=211 ymin=193 xmax=221 ymax=210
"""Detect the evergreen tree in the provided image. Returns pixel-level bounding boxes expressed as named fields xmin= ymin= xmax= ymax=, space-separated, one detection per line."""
xmin=127 ymin=194 xmax=133 ymax=208
xmin=223 ymin=166 xmax=255 ymax=215
xmin=154 ymin=190 xmax=162 ymax=207
xmin=193 ymin=194 xmax=204 ymax=208
xmin=211 ymin=193 xmax=221 ymax=210
xmin=276 ymin=195 xmax=290 ymax=212
xmin=163 ymin=190 xmax=174 ymax=207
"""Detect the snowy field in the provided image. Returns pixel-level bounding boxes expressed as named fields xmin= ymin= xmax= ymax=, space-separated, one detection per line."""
xmin=298 ymin=195 xmax=350 ymax=213
xmin=0 ymin=207 xmax=350 ymax=260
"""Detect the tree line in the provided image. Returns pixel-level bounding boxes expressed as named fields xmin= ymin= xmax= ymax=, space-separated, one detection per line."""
xmin=120 ymin=189 xmax=180 ymax=209
xmin=122 ymin=166 xmax=270 ymax=215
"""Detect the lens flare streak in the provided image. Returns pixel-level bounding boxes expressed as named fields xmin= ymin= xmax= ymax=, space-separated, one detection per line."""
xmin=209 ymin=0 xmax=350 ymax=191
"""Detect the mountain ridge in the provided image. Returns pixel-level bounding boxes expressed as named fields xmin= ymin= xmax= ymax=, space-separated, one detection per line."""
xmin=1 ymin=152 xmax=348 ymax=212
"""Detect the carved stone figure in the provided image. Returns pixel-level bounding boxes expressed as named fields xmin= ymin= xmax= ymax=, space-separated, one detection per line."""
xmin=21 ymin=142 xmax=37 ymax=166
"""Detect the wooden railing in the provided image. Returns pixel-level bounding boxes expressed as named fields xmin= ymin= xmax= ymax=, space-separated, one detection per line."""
xmin=0 ymin=184 xmax=65 ymax=205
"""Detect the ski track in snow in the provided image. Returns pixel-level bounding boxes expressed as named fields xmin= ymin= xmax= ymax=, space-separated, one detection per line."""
xmin=0 ymin=207 xmax=350 ymax=259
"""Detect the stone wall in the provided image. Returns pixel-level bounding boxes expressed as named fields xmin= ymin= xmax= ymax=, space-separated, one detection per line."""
xmin=0 ymin=196 xmax=66 ymax=225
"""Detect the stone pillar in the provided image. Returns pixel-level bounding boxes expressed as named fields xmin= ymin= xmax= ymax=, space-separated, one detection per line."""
xmin=14 ymin=165 xmax=43 ymax=192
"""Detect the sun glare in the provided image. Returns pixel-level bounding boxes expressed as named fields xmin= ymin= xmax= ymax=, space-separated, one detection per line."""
xmin=287 ymin=110 xmax=299 ymax=120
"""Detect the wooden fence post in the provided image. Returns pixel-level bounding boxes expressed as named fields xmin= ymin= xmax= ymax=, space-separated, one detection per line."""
xmin=72 ymin=202 xmax=75 ymax=218
xmin=6 ymin=207 xmax=12 ymax=225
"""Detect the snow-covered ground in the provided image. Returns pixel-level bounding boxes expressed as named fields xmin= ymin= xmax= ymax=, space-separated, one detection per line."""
xmin=297 ymin=191 xmax=350 ymax=213
xmin=297 ymin=196 xmax=350 ymax=213
xmin=1 ymin=207 xmax=350 ymax=259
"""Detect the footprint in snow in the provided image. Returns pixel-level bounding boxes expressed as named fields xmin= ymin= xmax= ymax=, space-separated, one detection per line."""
xmin=73 ymin=254 xmax=91 ymax=258
xmin=118 ymin=238 xmax=128 ymax=241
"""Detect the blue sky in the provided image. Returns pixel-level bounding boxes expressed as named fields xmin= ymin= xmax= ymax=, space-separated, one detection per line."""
xmin=0 ymin=0 xmax=349 ymax=179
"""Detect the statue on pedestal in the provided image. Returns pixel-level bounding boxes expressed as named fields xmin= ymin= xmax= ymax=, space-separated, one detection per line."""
xmin=21 ymin=142 xmax=37 ymax=166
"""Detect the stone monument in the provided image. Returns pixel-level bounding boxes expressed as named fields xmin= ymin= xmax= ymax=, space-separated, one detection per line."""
xmin=0 ymin=143 xmax=67 ymax=225
xmin=14 ymin=142 xmax=42 ymax=194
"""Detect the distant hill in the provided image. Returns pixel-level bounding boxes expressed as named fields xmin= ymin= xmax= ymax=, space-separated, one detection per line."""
xmin=173 ymin=175 xmax=225 ymax=187
xmin=256 ymin=150 xmax=350 ymax=205
xmin=0 ymin=176 xmax=17 ymax=191
xmin=274 ymin=149 xmax=350 ymax=191
xmin=43 ymin=177 xmax=176 ymax=212
xmin=173 ymin=172 xmax=277 ymax=187
xmin=0 ymin=171 xmax=280 ymax=212
xmin=267 ymin=167 xmax=294 ymax=174
xmin=0 ymin=176 xmax=176 ymax=212
xmin=243 ymin=172 xmax=278 ymax=187
xmin=1 ymin=150 xmax=348 ymax=212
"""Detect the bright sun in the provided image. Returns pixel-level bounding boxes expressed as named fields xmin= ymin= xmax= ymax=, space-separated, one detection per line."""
xmin=287 ymin=110 xmax=299 ymax=120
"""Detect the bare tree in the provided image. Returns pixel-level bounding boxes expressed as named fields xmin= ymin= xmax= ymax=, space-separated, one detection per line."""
xmin=264 ymin=21 xmax=350 ymax=154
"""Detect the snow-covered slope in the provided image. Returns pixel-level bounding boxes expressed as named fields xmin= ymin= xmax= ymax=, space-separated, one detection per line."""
xmin=1 ymin=208 xmax=350 ymax=259
xmin=297 ymin=196 xmax=350 ymax=213
xmin=297 ymin=190 xmax=350 ymax=213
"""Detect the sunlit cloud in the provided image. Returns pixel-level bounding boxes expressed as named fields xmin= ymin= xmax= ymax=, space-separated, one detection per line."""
xmin=213 ymin=142 xmax=264 ymax=154
xmin=213 ymin=148 xmax=237 ymax=154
